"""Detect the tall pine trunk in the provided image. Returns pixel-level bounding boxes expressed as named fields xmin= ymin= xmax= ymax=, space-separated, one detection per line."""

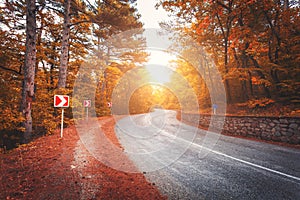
xmin=21 ymin=0 xmax=37 ymax=143
xmin=58 ymin=0 xmax=71 ymax=88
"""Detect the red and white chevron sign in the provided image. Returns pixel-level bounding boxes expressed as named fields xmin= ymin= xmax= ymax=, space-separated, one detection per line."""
xmin=83 ymin=100 xmax=91 ymax=107
xmin=54 ymin=95 xmax=69 ymax=107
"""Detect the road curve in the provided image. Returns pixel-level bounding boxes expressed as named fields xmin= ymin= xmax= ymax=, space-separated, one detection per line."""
xmin=115 ymin=109 xmax=300 ymax=199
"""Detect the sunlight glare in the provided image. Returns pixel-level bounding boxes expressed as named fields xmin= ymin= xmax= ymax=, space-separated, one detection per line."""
xmin=146 ymin=50 xmax=177 ymax=84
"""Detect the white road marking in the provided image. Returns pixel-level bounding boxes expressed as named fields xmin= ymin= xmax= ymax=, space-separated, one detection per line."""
xmin=159 ymin=125 xmax=300 ymax=182
xmin=122 ymin=112 xmax=300 ymax=182
xmin=191 ymin=142 xmax=300 ymax=182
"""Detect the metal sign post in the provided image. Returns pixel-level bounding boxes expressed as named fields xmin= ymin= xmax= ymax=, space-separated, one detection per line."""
xmin=86 ymin=107 xmax=89 ymax=120
xmin=83 ymin=100 xmax=91 ymax=120
xmin=61 ymin=108 xmax=64 ymax=138
xmin=212 ymin=104 xmax=218 ymax=115
xmin=54 ymin=95 xmax=69 ymax=138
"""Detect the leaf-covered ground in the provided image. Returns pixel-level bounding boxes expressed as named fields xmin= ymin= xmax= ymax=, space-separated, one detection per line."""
xmin=0 ymin=116 xmax=166 ymax=200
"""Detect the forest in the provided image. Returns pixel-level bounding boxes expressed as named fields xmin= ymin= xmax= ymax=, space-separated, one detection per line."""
xmin=0 ymin=0 xmax=299 ymax=147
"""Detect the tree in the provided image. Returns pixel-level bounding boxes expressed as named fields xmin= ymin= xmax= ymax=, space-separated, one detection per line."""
xmin=160 ymin=0 xmax=300 ymax=106
xmin=21 ymin=0 xmax=37 ymax=143
xmin=58 ymin=0 xmax=71 ymax=88
xmin=160 ymin=0 xmax=236 ymax=102
xmin=0 ymin=0 xmax=148 ymax=149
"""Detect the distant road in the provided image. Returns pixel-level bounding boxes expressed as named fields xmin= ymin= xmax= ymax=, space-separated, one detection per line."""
xmin=115 ymin=109 xmax=300 ymax=199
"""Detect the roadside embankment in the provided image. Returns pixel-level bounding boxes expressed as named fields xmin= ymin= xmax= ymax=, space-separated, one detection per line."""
xmin=178 ymin=112 xmax=300 ymax=145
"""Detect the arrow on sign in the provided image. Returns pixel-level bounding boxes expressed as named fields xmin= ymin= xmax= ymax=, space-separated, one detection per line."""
xmin=54 ymin=95 xmax=69 ymax=107
xmin=83 ymin=100 xmax=91 ymax=107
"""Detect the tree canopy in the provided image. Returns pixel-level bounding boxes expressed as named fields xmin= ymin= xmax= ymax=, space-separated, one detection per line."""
xmin=160 ymin=0 xmax=300 ymax=106
xmin=0 ymin=0 xmax=144 ymax=145
xmin=0 ymin=0 xmax=299 ymax=148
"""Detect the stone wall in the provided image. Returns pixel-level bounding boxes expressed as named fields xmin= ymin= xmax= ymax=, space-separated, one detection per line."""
xmin=179 ymin=112 xmax=300 ymax=144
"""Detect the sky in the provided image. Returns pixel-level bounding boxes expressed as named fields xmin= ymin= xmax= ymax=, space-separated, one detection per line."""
xmin=0 ymin=0 xmax=169 ymax=29
xmin=136 ymin=0 xmax=169 ymax=28
xmin=88 ymin=0 xmax=174 ymax=84
xmin=135 ymin=1 xmax=175 ymax=84
xmin=86 ymin=0 xmax=169 ymax=28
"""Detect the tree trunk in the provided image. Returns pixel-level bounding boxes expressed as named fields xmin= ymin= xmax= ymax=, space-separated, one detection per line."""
xmin=248 ymin=71 xmax=254 ymax=98
xmin=249 ymin=56 xmax=271 ymax=98
xmin=283 ymin=0 xmax=289 ymax=10
xmin=215 ymin=8 xmax=233 ymax=104
xmin=241 ymin=80 xmax=249 ymax=102
xmin=58 ymin=0 xmax=71 ymax=88
xmin=223 ymin=35 xmax=232 ymax=103
xmin=21 ymin=0 xmax=37 ymax=143
xmin=49 ymin=41 xmax=58 ymax=90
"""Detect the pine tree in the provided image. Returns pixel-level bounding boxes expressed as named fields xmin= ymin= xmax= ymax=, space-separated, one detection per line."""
xmin=21 ymin=0 xmax=37 ymax=143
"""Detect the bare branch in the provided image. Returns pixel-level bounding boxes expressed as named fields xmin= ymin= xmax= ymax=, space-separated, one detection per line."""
xmin=0 ymin=65 xmax=22 ymax=75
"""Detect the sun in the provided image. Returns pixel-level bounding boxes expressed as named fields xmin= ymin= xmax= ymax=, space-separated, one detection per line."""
xmin=145 ymin=65 xmax=173 ymax=84
xmin=145 ymin=50 xmax=177 ymax=84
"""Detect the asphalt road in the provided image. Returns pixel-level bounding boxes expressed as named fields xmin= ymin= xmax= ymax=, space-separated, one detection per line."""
xmin=115 ymin=109 xmax=300 ymax=200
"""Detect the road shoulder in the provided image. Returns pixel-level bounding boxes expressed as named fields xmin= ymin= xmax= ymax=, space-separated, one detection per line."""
xmin=0 ymin=116 xmax=166 ymax=199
